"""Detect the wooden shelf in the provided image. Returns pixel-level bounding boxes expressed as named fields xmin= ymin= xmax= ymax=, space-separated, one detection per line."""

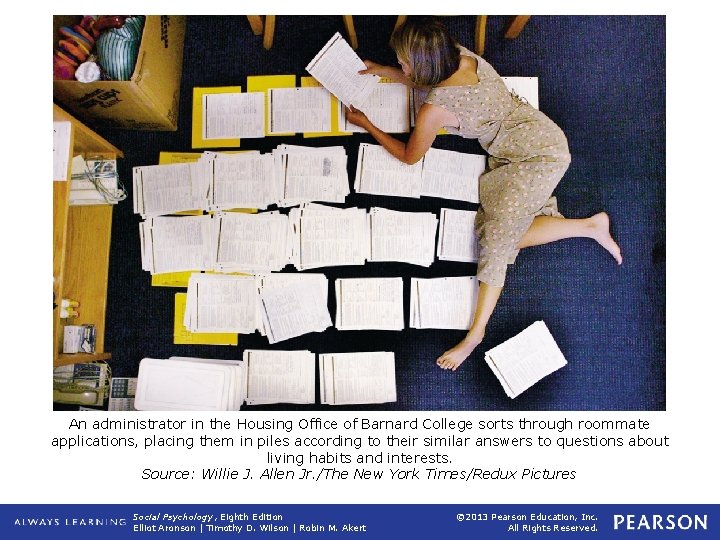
xmin=53 ymin=104 xmax=123 ymax=367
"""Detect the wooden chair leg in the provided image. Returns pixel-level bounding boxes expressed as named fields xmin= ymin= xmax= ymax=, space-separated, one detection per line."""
xmin=505 ymin=15 xmax=531 ymax=39
xmin=246 ymin=16 xmax=264 ymax=36
xmin=475 ymin=15 xmax=488 ymax=56
xmin=343 ymin=16 xmax=358 ymax=49
xmin=263 ymin=15 xmax=275 ymax=50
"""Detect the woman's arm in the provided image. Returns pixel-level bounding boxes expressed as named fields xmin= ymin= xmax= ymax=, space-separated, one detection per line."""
xmin=345 ymin=103 xmax=447 ymax=165
xmin=359 ymin=60 xmax=418 ymax=88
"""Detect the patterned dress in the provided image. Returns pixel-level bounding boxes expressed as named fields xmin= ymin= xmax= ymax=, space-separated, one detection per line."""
xmin=425 ymin=47 xmax=571 ymax=287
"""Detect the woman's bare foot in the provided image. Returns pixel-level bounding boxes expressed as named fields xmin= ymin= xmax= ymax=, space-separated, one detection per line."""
xmin=588 ymin=212 xmax=622 ymax=264
xmin=436 ymin=332 xmax=484 ymax=371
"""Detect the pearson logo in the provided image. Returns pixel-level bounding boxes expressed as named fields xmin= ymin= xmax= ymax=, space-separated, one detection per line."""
xmin=613 ymin=514 xmax=708 ymax=531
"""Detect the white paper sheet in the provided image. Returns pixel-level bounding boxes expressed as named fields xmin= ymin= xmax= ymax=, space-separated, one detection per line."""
xmin=368 ymin=207 xmax=438 ymax=267
xmin=305 ymin=32 xmax=380 ymax=108
xmin=340 ymin=83 xmax=409 ymax=133
xmin=420 ymin=147 xmax=485 ymax=203
xmin=243 ymin=350 xmax=315 ymax=405
xmin=269 ymin=87 xmax=332 ymax=134
xmin=319 ymin=352 xmax=396 ymax=405
xmin=335 ymin=278 xmax=404 ymax=330
xmin=484 ymin=321 xmax=567 ymax=398
xmin=202 ymin=92 xmax=265 ymax=139
xmin=409 ymin=276 xmax=479 ymax=330
xmin=437 ymin=208 xmax=479 ymax=263
xmin=355 ymin=143 xmax=423 ymax=198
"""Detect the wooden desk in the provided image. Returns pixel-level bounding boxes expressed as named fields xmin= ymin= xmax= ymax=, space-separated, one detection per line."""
xmin=53 ymin=104 xmax=123 ymax=366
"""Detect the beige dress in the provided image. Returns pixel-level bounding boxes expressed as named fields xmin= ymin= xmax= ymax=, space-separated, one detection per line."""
xmin=425 ymin=47 xmax=571 ymax=287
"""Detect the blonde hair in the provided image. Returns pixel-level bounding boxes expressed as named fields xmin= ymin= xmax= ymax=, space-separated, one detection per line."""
xmin=390 ymin=17 xmax=460 ymax=86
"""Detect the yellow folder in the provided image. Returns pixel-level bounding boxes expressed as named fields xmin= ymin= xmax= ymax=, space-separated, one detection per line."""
xmin=152 ymin=271 xmax=194 ymax=288
xmin=174 ymin=293 xmax=238 ymax=346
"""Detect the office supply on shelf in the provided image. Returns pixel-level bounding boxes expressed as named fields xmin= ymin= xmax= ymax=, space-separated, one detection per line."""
xmin=63 ymin=324 xmax=96 ymax=353
xmin=70 ymin=155 xmax=126 ymax=206
xmin=368 ymin=207 xmax=438 ymax=267
xmin=319 ymin=352 xmax=397 ymax=405
xmin=484 ymin=321 xmax=567 ymax=399
xmin=410 ymin=276 xmax=479 ymax=329
xmin=437 ymin=208 xmax=480 ymax=263
xmin=335 ymin=278 xmax=404 ymax=331
xmin=305 ymin=32 xmax=380 ymax=109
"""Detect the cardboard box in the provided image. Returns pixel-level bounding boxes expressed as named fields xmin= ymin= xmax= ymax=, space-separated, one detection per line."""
xmin=53 ymin=16 xmax=186 ymax=130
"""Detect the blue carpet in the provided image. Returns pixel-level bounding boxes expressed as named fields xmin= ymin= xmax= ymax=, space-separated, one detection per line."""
xmin=87 ymin=15 xmax=665 ymax=411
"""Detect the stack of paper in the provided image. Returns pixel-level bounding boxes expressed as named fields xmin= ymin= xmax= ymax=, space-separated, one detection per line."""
xmin=184 ymin=273 xmax=259 ymax=334
xmin=202 ymin=92 xmax=265 ymax=139
xmin=140 ymin=215 xmax=214 ymax=274
xmin=368 ymin=207 xmax=438 ymax=267
xmin=409 ymin=276 xmax=479 ymax=329
xmin=421 ymin=148 xmax=485 ymax=203
xmin=340 ymin=82 xmax=410 ymax=133
xmin=288 ymin=204 xmax=370 ymax=270
xmin=485 ymin=321 xmax=567 ymax=399
xmin=208 ymin=151 xmax=279 ymax=210
xmin=257 ymin=273 xmax=332 ymax=344
xmin=355 ymin=143 xmax=485 ymax=203
xmin=133 ymin=161 xmax=211 ymax=217
xmin=319 ymin=352 xmax=397 ymax=405
xmin=335 ymin=278 xmax=404 ymax=330
xmin=437 ymin=208 xmax=479 ymax=263
xmin=135 ymin=357 xmax=246 ymax=411
xmin=243 ymin=350 xmax=315 ymax=405
xmin=305 ymin=32 xmax=380 ymax=109
xmin=269 ymin=86 xmax=332 ymax=134
xmin=214 ymin=211 xmax=291 ymax=273
xmin=355 ymin=143 xmax=423 ymax=198
xmin=273 ymin=145 xmax=350 ymax=207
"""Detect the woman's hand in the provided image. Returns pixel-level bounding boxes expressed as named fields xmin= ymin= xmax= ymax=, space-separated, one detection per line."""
xmin=344 ymin=106 xmax=370 ymax=129
xmin=358 ymin=59 xmax=388 ymax=77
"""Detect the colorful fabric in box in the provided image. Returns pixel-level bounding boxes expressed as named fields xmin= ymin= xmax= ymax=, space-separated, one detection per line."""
xmin=96 ymin=16 xmax=145 ymax=81
xmin=53 ymin=16 xmax=102 ymax=80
